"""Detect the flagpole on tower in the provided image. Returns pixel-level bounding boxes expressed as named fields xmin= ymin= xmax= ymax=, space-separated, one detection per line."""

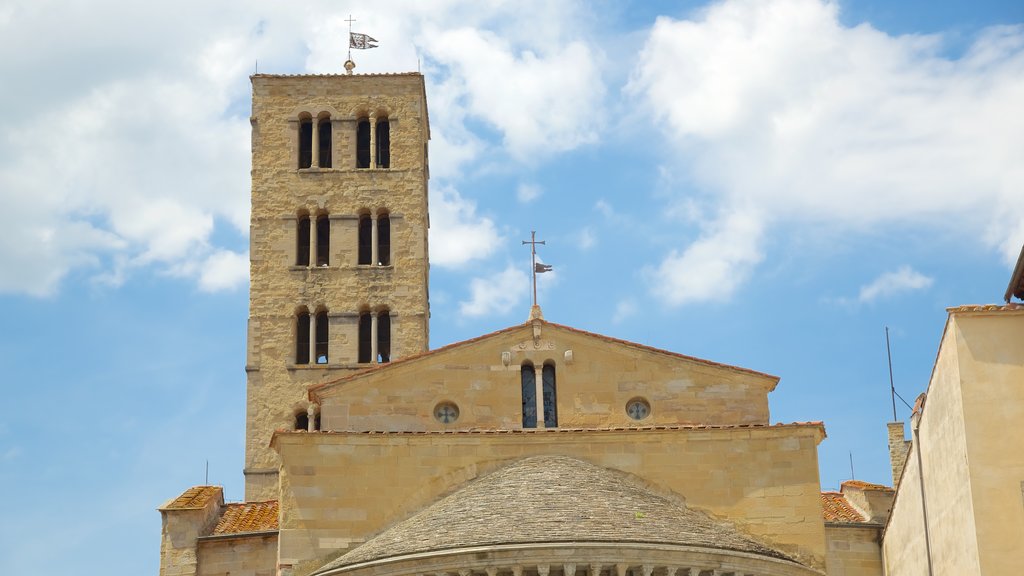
xmin=522 ymin=231 xmax=553 ymax=309
xmin=344 ymin=16 xmax=379 ymax=74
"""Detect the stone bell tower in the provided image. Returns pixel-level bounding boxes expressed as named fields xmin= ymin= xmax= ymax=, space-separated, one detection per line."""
xmin=244 ymin=72 xmax=431 ymax=500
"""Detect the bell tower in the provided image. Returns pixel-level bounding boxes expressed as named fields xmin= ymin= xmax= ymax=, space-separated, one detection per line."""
xmin=244 ymin=72 xmax=430 ymax=500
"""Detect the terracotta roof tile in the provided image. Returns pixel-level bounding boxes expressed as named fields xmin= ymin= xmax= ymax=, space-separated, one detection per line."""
xmin=841 ymin=480 xmax=894 ymax=492
xmin=213 ymin=500 xmax=279 ymax=535
xmin=821 ymin=492 xmax=866 ymax=523
xmin=161 ymin=486 xmax=220 ymax=510
xmin=947 ymin=303 xmax=1023 ymax=313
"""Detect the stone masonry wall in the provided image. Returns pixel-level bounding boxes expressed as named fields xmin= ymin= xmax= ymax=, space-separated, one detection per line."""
xmin=246 ymin=74 xmax=430 ymax=500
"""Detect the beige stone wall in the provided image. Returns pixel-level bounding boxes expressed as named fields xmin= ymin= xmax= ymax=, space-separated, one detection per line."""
xmin=272 ymin=425 xmax=826 ymax=576
xmin=886 ymin=422 xmax=908 ymax=487
xmin=955 ymin=310 xmax=1024 ymax=574
xmin=245 ymin=74 xmax=430 ymax=499
xmin=316 ymin=321 xmax=777 ymax=432
xmin=883 ymin=315 xmax=980 ymax=574
xmin=159 ymin=491 xmax=224 ymax=576
xmin=197 ymin=534 xmax=277 ymax=576
xmin=824 ymin=525 xmax=883 ymax=576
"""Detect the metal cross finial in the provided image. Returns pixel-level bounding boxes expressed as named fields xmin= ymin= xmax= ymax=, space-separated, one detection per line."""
xmin=345 ymin=15 xmax=356 ymax=61
xmin=522 ymin=231 xmax=551 ymax=307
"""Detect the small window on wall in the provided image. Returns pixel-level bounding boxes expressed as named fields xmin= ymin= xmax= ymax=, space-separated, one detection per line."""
xmin=298 ymin=117 xmax=313 ymax=169
xmin=316 ymin=215 xmax=330 ymax=266
xmin=314 ymin=311 xmax=329 ymax=364
xmin=356 ymin=119 xmax=371 ymax=168
xmin=358 ymin=312 xmax=372 ymax=363
xmin=358 ymin=215 xmax=372 ymax=265
xmin=318 ymin=117 xmax=332 ymax=168
xmin=294 ymin=411 xmax=309 ymax=431
xmin=296 ymin=214 xmax=310 ymax=266
xmin=295 ymin=309 xmax=310 ymax=364
xmin=375 ymin=119 xmax=390 ymax=168
xmin=521 ymin=362 xmax=537 ymax=428
xmin=377 ymin=213 xmax=390 ymax=266
xmin=377 ymin=311 xmax=391 ymax=363
xmin=542 ymin=363 xmax=558 ymax=428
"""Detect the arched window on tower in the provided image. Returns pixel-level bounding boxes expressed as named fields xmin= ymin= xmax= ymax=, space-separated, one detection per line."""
xmin=358 ymin=312 xmax=372 ymax=364
xmin=377 ymin=212 xmax=390 ymax=266
xmin=318 ymin=117 xmax=332 ymax=168
xmin=295 ymin=308 xmax=311 ymax=364
xmin=296 ymin=212 xmax=310 ymax=266
xmin=356 ymin=118 xmax=371 ymax=168
xmin=542 ymin=363 xmax=558 ymax=428
xmin=298 ymin=115 xmax=313 ymax=169
xmin=316 ymin=214 xmax=330 ymax=266
xmin=358 ymin=215 xmax=372 ymax=265
xmin=375 ymin=118 xmax=390 ymax=168
xmin=314 ymin=310 xmax=329 ymax=364
xmin=294 ymin=410 xmax=309 ymax=431
xmin=521 ymin=361 xmax=537 ymax=428
xmin=377 ymin=310 xmax=391 ymax=363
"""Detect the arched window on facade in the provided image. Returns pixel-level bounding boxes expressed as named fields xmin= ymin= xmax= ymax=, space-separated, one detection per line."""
xmin=358 ymin=215 xmax=372 ymax=265
xmin=521 ymin=361 xmax=537 ymax=428
xmin=377 ymin=212 xmax=390 ymax=266
xmin=377 ymin=310 xmax=391 ymax=363
xmin=356 ymin=118 xmax=371 ymax=168
xmin=296 ymin=212 xmax=310 ymax=266
xmin=314 ymin=310 xmax=329 ymax=364
xmin=375 ymin=118 xmax=390 ymax=168
xmin=298 ymin=115 xmax=313 ymax=169
xmin=315 ymin=214 xmax=330 ymax=266
xmin=295 ymin=308 xmax=311 ymax=364
xmin=317 ymin=116 xmax=332 ymax=168
xmin=542 ymin=363 xmax=558 ymax=428
xmin=294 ymin=410 xmax=309 ymax=431
xmin=358 ymin=312 xmax=372 ymax=364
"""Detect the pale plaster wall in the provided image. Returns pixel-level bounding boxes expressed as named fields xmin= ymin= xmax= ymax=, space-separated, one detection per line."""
xmin=883 ymin=316 xmax=981 ymax=574
xmin=245 ymin=74 xmax=430 ymax=499
xmin=955 ymin=310 xmax=1024 ymax=574
xmin=824 ymin=525 xmax=883 ymax=576
xmin=197 ymin=534 xmax=278 ymax=576
xmin=272 ymin=426 xmax=826 ymax=576
xmin=315 ymin=321 xmax=777 ymax=432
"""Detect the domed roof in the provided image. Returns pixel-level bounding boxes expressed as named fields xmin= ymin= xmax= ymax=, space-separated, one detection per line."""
xmin=315 ymin=455 xmax=799 ymax=574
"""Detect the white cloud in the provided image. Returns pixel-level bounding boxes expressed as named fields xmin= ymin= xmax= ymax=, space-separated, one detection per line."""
xmin=628 ymin=0 xmax=1024 ymax=303
xmin=428 ymin=185 xmax=502 ymax=268
xmin=612 ymin=298 xmax=637 ymax=323
xmin=198 ymin=250 xmax=250 ymax=292
xmin=577 ymin=227 xmax=596 ymax=250
xmin=859 ymin=266 xmax=933 ymax=302
xmin=459 ymin=265 xmax=529 ymax=317
xmin=517 ymin=183 xmax=542 ymax=204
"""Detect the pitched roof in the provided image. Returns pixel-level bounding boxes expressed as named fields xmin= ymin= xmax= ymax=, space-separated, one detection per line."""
xmin=212 ymin=500 xmax=279 ymax=535
xmin=315 ymin=455 xmax=801 ymax=574
xmin=820 ymin=492 xmax=866 ymax=523
xmin=841 ymin=480 xmax=894 ymax=492
xmin=160 ymin=486 xmax=220 ymax=510
xmin=1005 ymin=243 xmax=1024 ymax=303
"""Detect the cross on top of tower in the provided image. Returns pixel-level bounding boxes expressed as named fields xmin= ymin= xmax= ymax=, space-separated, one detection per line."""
xmin=522 ymin=231 xmax=553 ymax=318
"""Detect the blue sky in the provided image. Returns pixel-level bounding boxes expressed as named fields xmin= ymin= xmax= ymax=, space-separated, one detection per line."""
xmin=1 ymin=0 xmax=1023 ymax=573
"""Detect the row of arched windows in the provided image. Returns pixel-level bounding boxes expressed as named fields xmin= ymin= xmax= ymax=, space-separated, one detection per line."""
xmin=521 ymin=361 xmax=557 ymax=428
xmin=298 ymin=113 xmax=390 ymax=170
xmin=294 ymin=307 xmax=391 ymax=365
xmin=295 ymin=211 xmax=390 ymax=267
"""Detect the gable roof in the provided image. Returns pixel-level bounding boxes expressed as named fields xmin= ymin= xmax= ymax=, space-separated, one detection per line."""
xmin=820 ymin=492 xmax=866 ymax=524
xmin=310 ymin=319 xmax=778 ymax=400
xmin=159 ymin=486 xmax=220 ymax=510
xmin=212 ymin=500 xmax=279 ymax=535
xmin=314 ymin=455 xmax=802 ymax=574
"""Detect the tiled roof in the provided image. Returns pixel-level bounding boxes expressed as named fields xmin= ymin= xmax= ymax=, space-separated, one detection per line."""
xmin=821 ymin=492 xmax=866 ymax=523
xmin=841 ymin=480 xmax=894 ymax=492
xmin=251 ymin=72 xmax=422 ymax=78
xmin=947 ymin=303 xmax=1023 ymax=313
xmin=161 ymin=486 xmax=220 ymax=510
xmin=315 ymin=455 xmax=803 ymax=574
xmin=213 ymin=500 xmax=279 ymax=535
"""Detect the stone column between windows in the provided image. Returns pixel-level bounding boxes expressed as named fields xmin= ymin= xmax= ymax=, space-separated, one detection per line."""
xmin=371 ymin=214 xmax=379 ymax=266
xmin=306 ymin=404 xmax=317 ymax=432
xmin=368 ymin=112 xmax=377 ymax=168
xmin=308 ymin=218 xmax=317 ymax=268
xmin=311 ymin=120 xmax=320 ymax=169
xmin=308 ymin=312 xmax=317 ymax=365
xmin=534 ymin=364 xmax=545 ymax=429
xmin=370 ymin=311 xmax=379 ymax=364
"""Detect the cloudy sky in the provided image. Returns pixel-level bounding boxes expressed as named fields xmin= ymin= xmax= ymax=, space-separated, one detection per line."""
xmin=1 ymin=0 xmax=1022 ymax=573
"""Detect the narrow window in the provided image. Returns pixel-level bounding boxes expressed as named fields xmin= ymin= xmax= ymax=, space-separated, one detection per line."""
xmin=542 ymin=363 xmax=558 ymax=428
xmin=296 ymin=214 xmax=310 ymax=266
xmin=377 ymin=213 xmax=390 ymax=266
xmin=377 ymin=311 xmax=391 ymax=363
xmin=315 ymin=311 xmax=329 ymax=364
xmin=375 ymin=119 xmax=390 ymax=168
xmin=294 ymin=411 xmax=309 ymax=431
xmin=356 ymin=119 xmax=371 ymax=168
xmin=316 ymin=215 xmax=330 ymax=266
xmin=298 ymin=119 xmax=313 ymax=169
xmin=358 ymin=312 xmax=372 ymax=363
xmin=521 ymin=362 xmax=537 ymax=428
xmin=358 ymin=215 xmax=372 ymax=265
xmin=318 ymin=118 xmax=332 ymax=168
xmin=296 ymin=310 xmax=310 ymax=364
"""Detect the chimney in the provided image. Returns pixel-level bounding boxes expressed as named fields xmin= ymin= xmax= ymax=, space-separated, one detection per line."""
xmin=887 ymin=421 xmax=910 ymax=488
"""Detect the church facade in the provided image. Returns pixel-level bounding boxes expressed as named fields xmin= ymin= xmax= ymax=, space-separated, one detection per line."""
xmin=159 ymin=68 xmax=1023 ymax=576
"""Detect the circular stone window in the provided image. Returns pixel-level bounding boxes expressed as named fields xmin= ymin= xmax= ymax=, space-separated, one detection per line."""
xmin=433 ymin=402 xmax=460 ymax=424
xmin=625 ymin=398 xmax=651 ymax=421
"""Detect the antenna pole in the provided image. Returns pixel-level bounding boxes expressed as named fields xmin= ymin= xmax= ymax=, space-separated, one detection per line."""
xmin=849 ymin=451 xmax=855 ymax=480
xmin=205 ymin=459 xmax=209 ymax=484
xmin=886 ymin=326 xmax=897 ymax=421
